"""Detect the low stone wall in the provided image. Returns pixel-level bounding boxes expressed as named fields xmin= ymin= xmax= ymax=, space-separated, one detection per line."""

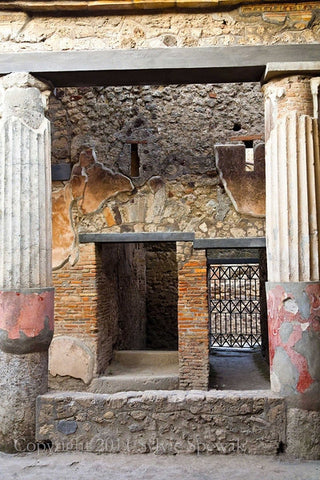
xmin=36 ymin=390 xmax=285 ymax=455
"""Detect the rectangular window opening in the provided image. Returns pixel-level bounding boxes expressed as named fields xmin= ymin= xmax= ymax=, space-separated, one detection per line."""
xmin=244 ymin=140 xmax=254 ymax=172
xmin=130 ymin=143 xmax=140 ymax=177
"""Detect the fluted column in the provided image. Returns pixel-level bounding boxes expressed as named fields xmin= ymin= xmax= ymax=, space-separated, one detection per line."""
xmin=264 ymin=76 xmax=320 ymax=284
xmin=0 ymin=73 xmax=54 ymax=452
xmin=263 ymin=74 xmax=320 ymax=458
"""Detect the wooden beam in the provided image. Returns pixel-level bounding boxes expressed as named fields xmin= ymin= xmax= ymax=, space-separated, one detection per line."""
xmin=79 ymin=232 xmax=195 ymax=243
xmin=0 ymin=45 xmax=319 ymax=86
xmin=194 ymin=237 xmax=266 ymax=249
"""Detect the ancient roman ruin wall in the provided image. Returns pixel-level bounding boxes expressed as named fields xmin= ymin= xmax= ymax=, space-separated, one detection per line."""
xmin=3 ymin=1 xmax=319 ymax=390
xmin=1 ymin=3 xmax=319 ymax=53
xmin=1 ymin=0 xmax=320 ymax=457
xmin=48 ymin=79 xmax=266 ymax=389
xmin=50 ymin=82 xmax=265 ymax=274
xmin=37 ymin=389 xmax=286 ymax=456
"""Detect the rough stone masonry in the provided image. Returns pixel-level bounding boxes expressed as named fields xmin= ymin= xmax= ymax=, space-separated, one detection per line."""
xmin=37 ymin=390 xmax=286 ymax=455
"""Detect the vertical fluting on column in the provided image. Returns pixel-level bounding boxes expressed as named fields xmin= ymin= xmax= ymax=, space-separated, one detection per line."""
xmin=0 ymin=73 xmax=54 ymax=452
xmin=263 ymin=76 xmax=320 ymax=424
xmin=0 ymin=77 xmax=52 ymax=290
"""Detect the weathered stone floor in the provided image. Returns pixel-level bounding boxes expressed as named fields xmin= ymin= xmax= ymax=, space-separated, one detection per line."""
xmin=0 ymin=452 xmax=319 ymax=480
xmin=209 ymin=347 xmax=270 ymax=390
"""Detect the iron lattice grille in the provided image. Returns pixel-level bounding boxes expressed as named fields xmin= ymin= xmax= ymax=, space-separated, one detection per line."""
xmin=208 ymin=260 xmax=261 ymax=349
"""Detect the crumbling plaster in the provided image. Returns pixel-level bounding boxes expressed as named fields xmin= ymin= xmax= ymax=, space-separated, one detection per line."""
xmin=0 ymin=2 xmax=319 ymax=52
xmin=50 ymin=83 xmax=266 ymax=268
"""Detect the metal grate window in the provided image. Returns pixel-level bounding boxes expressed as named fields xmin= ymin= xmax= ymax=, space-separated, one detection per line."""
xmin=208 ymin=258 xmax=261 ymax=349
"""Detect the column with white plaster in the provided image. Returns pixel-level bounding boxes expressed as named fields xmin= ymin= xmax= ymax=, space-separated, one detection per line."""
xmin=0 ymin=73 xmax=54 ymax=452
xmin=263 ymin=68 xmax=320 ymax=459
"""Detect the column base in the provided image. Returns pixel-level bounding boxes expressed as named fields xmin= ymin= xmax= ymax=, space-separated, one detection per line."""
xmin=266 ymin=282 xmax=320 ymax=410
xmin=0 ymin=350 xmax=48 ymax=453
xmin=286 ymin=407 xmax=320 ymax=459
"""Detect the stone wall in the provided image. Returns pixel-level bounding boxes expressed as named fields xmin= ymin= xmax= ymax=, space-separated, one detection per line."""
xmin=49 ymin=83 xmax=264 ymax=169
xmin=50 ymin=82 xmax=266 ymax=270
xmin=113 ymin=243 xmax=147 ymax=352
xmin=37 ymin=389 xmax=286 ymax=455
xmin=1 ymin=3 xmax=319 ymax=53
xmin=146 ymin=243 xmax=178 ymax=350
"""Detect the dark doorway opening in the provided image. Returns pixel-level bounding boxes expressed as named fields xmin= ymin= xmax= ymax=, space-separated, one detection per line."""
xmin=145 ymin=242 xmax=178 ymax=350
xmin=96 ymin=240 xmax=178 ymax=375
xmin=94 ymin=239 xmax=179 ymax=392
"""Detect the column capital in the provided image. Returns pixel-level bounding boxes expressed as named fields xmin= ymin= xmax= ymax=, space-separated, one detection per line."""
xmin=0 ymin=72 xmax=52 ymax=120
xmin=262 ymin=62 xmax=320 ymax=85
xmin=0 ymin=71 xmax=51 ymax=91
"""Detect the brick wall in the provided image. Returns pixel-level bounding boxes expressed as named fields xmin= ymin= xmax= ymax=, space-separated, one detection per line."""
xmin=177 ymin=244 xmax=209 ymax=390
xmin=53 ymin=240 xmax=210 ymax=389
xmin=53 ymin=242 xmax=147 ymax=376
xmin=53 ymin=242 xmax=99 ymax=349
xmin=264 ymin=75 xmax=314 ymax=142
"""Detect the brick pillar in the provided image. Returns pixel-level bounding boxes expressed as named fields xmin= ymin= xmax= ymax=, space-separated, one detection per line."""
xmin=177 ymin=243 xmax=209 ymax=390
xmin=0 ymin=73 xmax=53 ymax=452
xmin=52 ymin=243 xmax=104 ymax=378
xmin=263 ymin=73 xmax=320 ymax=458
xmin=53 ymin=243 xmax=99 ymax=342
xmin=51 ymin=242 xmax=148 ymax=384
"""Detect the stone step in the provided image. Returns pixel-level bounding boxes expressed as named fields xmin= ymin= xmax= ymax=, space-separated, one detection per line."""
xmin=113 ymin=350 xmax=179 ymax=367
xmin=89 ymin=374 xmax=179 ymax=394
xmin=88 ymin=350 xmax=179 ymax=393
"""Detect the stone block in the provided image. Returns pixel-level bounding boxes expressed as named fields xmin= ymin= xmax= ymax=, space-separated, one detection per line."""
xmin=286 ymin=408 xmax=320 ymax=459
xmin=49 ymin=336 xmax=94 ymax=384
xmin=215 ymin=143 xmax=265 ymax=217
